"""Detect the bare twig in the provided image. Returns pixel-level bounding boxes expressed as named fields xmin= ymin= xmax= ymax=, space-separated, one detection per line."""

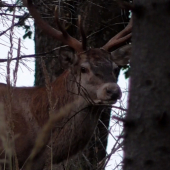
xmin=25 ymin=100 xmax=89 ymax=170
xmin=0 ymin=45 xmax=68 ymax=63
xmin=13 ymin=38 xmax=21 ymax=86
xmin=0 ymin=13 xmax=29 ymax=37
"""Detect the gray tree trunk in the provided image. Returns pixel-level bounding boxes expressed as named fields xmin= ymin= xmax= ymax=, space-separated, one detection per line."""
xmin=33 ymin=0 xmax=130 ymax=169
xmin=124 ymin=1 xmax=170 ymax=170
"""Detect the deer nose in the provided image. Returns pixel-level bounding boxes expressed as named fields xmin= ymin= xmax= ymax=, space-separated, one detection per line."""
xmin=106 ymin=88 xmax=121 ymax=101
xmin=97 ymin=83 xmax=122 ymax=102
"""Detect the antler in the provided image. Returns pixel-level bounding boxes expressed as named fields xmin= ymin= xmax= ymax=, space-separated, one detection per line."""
xmin=24 ymin=0 xmax=83 ymax=53
xmin=78 ymin=15 xmax=87 ymax=51
xmin=102 ymin=18 xmax=132 ymax=51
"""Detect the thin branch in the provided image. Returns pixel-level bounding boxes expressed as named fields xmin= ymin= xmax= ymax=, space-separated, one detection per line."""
xmin=0 ymin=45 xmax=68 ymax=62
xmin=0 ymin=13 xmax=23 ymax=18
xmin=0 ymin=1 xmax=23 ymax=8
xmin=0 ymin=13 xmax=29 ymax=37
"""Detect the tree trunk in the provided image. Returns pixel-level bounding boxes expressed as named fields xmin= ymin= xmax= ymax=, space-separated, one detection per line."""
xmin=124 ymin=1 xmax=170 ymax=170
xmin=34 ymin=0 xmax=130 ymax=169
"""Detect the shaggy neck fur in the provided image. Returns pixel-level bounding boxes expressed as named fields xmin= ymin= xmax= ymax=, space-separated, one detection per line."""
xmin=30 ymin=70 xmax=77 ymax=126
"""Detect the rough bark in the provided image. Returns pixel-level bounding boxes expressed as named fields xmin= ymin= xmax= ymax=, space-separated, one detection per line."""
xmin=34 ymin=0 xmax=130 ymax=169
xmin=124 ymin=1 xmax=170 ymax=170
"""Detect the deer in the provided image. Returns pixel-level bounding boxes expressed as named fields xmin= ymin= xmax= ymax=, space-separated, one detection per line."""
xmin=0 ymin=0 xmax=132 ymax=169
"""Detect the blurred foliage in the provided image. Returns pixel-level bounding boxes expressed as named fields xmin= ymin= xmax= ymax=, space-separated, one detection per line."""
xmin=17 ymin=13 xmax=32 ymax=39
xmin=1 ymin=0 xmax=32 ymax=39
xmin=122 ymin=65 xmax=130 ymax=79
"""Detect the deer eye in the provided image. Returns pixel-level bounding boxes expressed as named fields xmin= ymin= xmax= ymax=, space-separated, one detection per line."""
xmin=81 ymin=67 xmax=88 ymax=73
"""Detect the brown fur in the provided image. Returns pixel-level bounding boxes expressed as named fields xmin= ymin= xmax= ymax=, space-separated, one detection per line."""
xmin=0 ymin=48 xmax=129 ymax=170
xmin=0 ymin=2 xmax=132 ymax=166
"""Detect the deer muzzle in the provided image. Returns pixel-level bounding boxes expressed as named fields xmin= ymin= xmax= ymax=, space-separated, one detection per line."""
xmin=97 ymin=83 xmax=122 ymax=104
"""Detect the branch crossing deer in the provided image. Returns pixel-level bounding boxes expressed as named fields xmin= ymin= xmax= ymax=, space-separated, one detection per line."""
xmin=0 ymin=0 xmax=132 ymax=169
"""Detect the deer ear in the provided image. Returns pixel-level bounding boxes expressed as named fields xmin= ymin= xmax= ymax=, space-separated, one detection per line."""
xmin=59 ymin=47 xmax=78 ymax=69
xmin=111 ymin=44 xmax=131 ymax=66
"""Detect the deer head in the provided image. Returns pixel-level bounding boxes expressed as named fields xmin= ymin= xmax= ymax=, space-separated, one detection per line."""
xmin=24 ymin=0 xmax=132 ymax=104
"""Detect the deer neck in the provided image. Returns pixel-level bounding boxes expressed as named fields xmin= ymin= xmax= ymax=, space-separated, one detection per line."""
xmin=31 ymin=70 xmax=79 ymax=126
xmin=51 ymin=70 xmax=79 ymax=108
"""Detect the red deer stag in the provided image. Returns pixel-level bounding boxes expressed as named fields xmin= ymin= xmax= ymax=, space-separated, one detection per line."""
xmin=0 ymin=0 xmax=132 ymax=169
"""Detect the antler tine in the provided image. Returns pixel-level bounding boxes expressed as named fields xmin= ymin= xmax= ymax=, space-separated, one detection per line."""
xmin=25 ymin=0 xmax=83 ymax=52
xmin=54 ymin=6 xmax=68 ymax=38
xmin=102 ymin=18 xmax=132 ymax=51
xmin=78 ymin=15 xmax=87 ymax=51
